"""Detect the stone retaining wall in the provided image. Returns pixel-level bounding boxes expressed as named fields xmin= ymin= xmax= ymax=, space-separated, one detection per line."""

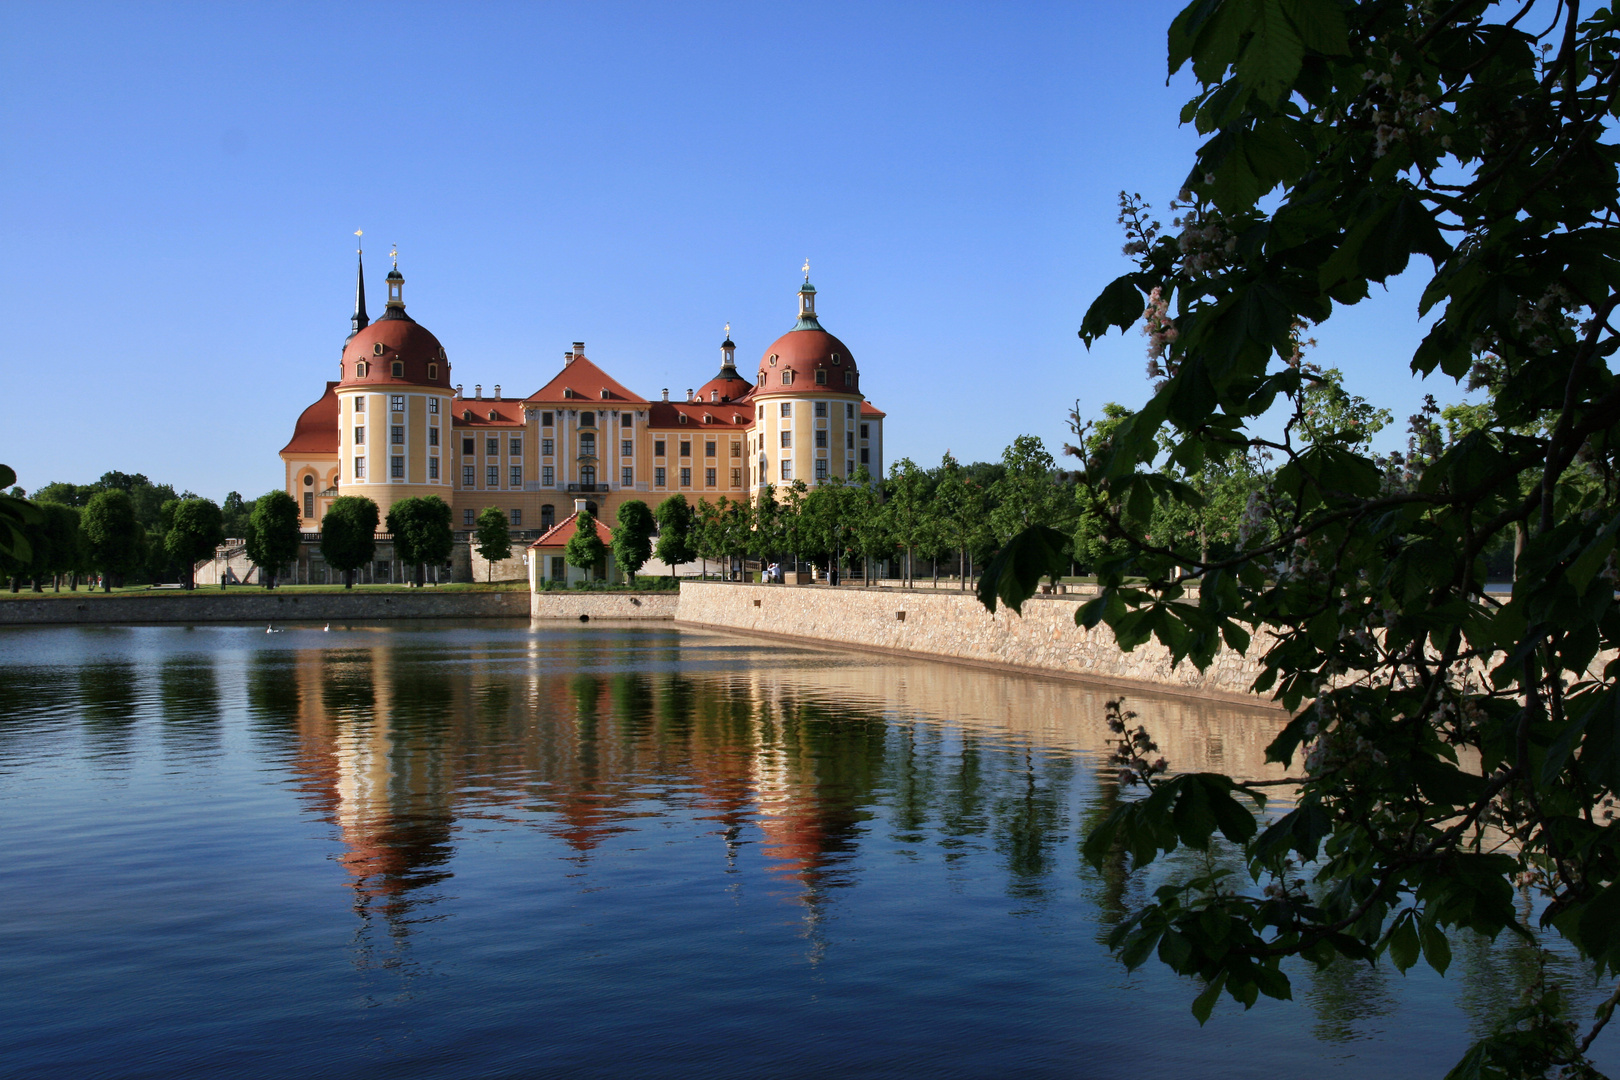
xmin=530 ymin=592 xmax=679 ymax=620
xmin=0 ymin=590 xmax=530 ymax=625
xmin=676 ymin=581 xmax=1277 ymax=707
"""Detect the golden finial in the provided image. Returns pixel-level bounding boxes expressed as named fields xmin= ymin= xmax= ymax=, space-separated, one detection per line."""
xmin=724 ymin=321 xmax=731 ymax=339
xmin=390 ymin=244 xmax=398 ymax=268
xmin=354 ymin=229 xmax=363 ymax=253
xmin=802 ymin=258 xmax=810 ymax=282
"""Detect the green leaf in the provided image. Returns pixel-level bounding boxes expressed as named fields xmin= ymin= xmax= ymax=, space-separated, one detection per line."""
xmin=1206 ymin=779 xmax=1259 ymax=843
xmin=1234 ymin=0 xmax=1303 ymax=105
xmin=1441 ymin=1041 xmax=1491 ymax=1080
xmin=1191 ymin=969 xmax=1228 ymax=1025
xmin=975 ymin=524 xmax=1071 ymax=615
xmin=1420 ymin=917 xmax=1453 ymax=976
xmin=1080 ymin=275 xmax=1146 ymax=346
xmin=1280 ymin=0 xmax=1347 ymax=55
xmin=1386 ymin=911 xmax=1420 ymax=972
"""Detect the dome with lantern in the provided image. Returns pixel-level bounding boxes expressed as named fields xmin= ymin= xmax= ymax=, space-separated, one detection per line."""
xmin=754 ymin=274 xmax=859 ymax=396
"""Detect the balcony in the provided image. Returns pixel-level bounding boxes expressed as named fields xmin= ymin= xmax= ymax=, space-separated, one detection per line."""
xmin=566 ymin=483 xmax=605 ymax=493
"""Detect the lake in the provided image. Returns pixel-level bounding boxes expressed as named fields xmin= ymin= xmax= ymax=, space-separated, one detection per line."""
xmin=1 ymin=621 xmax=1611 ymax=1078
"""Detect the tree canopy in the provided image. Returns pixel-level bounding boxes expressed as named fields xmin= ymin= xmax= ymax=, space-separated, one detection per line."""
xmin=387 ymin=496 xmax=454 ymax=587
xmin=474 ymin=506 xmax=513 ymax=582
xmin=247 ymin=490 xmax=302 ymax=588
xmin=653 ymin=494 xmax=696 ymax=577
xmin=564 ymin=510 xmax=607 ymax=578
xmin=611 ymin=499 xmax=655 ymax=580
xmin=980 ymin=1 xmax=1620 ymax=1072
xmin=320 ymin=496 xmax=378 ymax=589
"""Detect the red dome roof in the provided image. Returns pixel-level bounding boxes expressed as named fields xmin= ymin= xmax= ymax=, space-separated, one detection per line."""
xmin=754 ymin=328 xmax=859 ymax=396
xmin=340 ymin=316 xmax=451 ymax=390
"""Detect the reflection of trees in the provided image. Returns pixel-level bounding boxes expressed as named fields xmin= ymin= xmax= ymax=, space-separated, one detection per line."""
xmin=79 ymin=659 xmax=138 ymax=763
xmin=1302 ymin=956 xmax=1396 ymax=1044
xmin=159 ymin=654 xmax=221 ymax=754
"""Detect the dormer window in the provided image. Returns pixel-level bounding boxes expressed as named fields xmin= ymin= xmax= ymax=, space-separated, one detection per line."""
xmin=356 ymin=361 xmax=368 ymax=378
xmin=462 ymin=409 xmax=473 ymax=421
xmin=759 ymin=370 xmax=767 ymax=382
xmin=563 ymin=388 xmax=573 ymax=398
xmin=428 ymin=363 xmax=438 ymax=380
xmin=845 ymin=371 xmax=854 ymax=387
xmin=488 ymin=410 xmax=498 ymax=421
xmin=373 ymin=343 xmax=385 ymax=356
xmin=679 ymin=414 xmax=688 ymax=424
xmin=392 ymin=361 xmax=404 ymax=377
xmin=600 ymin=389 xmax=609 ymax=400
xmin=815 ymin=369 xmax=827 ymax=385
xmin=782 ymin=370 xmax=794 ymax=386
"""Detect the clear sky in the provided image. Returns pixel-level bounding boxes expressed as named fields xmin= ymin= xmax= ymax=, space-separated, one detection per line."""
xmin=0 ymin=1 xmax=1446 ymax=502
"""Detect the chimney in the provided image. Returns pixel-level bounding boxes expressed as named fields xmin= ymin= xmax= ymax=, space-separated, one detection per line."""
xmin=493 ymin=384 xmax=501 ymax=399
xmin=574 ymin=498 xmax=588 ymax=515
xmin=475 ymin=384 xmax=482 ymax=399
xmin=662 ymin=389 xmax=669 ymax=402
xmin=710 ymin=390 xmax=718 ymax=402
xmin=573 ymin=341 xmax=585 ymax=357
xmin=686 ymin=388 xmax=693 ymax=402
xmin=455 ymin=384 xmax=463 ymax=398
xmin=564 ymin=351 xmax=574 ymax=365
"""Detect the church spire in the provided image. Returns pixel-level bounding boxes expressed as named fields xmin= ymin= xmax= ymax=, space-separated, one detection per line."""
xmin=348 ymin=230 xmax=369 ymax=341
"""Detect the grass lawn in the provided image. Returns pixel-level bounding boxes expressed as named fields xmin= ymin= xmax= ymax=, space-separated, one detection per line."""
xmin=0 ymin=581 xmax=531 ymax=600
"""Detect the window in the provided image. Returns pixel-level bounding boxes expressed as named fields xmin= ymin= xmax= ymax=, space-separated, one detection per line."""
xmin=464 ymin=509 xmax=476 ymax=526
xmin=391 ymin=425 xmax=404 ymax=445
xmin=847 ymin=460 xmax=856 ymax=477
xmin=463 ymin=465 xmax=475 ymax=486
xmin=510 ymin=466 xmax=522 ymax=486
xmin=845 ymin=403 xmax=855 ymax=419
xmin=655 ymin=467 xmax=666 ymax=487
xmin=782 ymin=371 xmax=793 ymax=385
xmin=844 ymin=371 xmax=854 ymax=387
xmin=779 ymin=431 xmax=792 ymax=448
xmin=487 ymin=465 xmax=499 ymax=487
xmin=542 ymin=438 xmax=554 ymax=456
xmin=621 ymin=414 xmax=633 ymax=427
xmin=730 ymin=468 xmax=741 ymax=488
xmin=355 ymin=396 xmax=365 ymax=412
xmin=391 ymin=361 xmax=404 ymax=377
xmin=542 ymin=411 xmax=554 ymax=427
xmin=429 ymin=457 xmax=439 ymax=479
xmin=679 ymin=440 xmax=691 ymax=457
xmin=815 ymin=459 xmax=828 ymax=481
xmin=463 ymin=437 xmax=475 ymax=455
xmin=815 ymin=430 xmax=828 ymax=448
xmin=541 ymin=504 xmax=555 ymax=529
xmin=705 ymin=441 xmax=716 ymax=458
xmin=428 ymin=399 xmax=439 ymax=414
xmin=373 ymin=343 xmax=386 ymax=356
xmin=428 ymin=364 xmax=437 ymax=381
xmin=356 ymin=361 xmax=368 ymax=378
xmin=654 ymin=439 xmax=666 ymax=457
xmin=780 ymin=402 xmax=792 ymax=417
xmin=731 ymin=442 xmax=741 ymax=458
xmin=780 ymin=459 xmax=792 ymax=480
xmin=621 ymin=467 xmax=633 ymax=486
xmin=861 ymin=448 xmax=870 ymax=464
xmin=303 ymin=492 xmax=314 ymax=519
xmin=680 ymin=467 xmax=691 ymax=487
xmin=621 ymin=439 xmax=633 ymax=457
xmin=815 ymin=369 xmax=827 ymax=385
xmin=486 ymin=437 xmax=498 ymax=456
xmin=580 ymin=412 xmax=595 ymax=427
xmin=580 ymin=432 xmax=596 ymax=456
xmin=705 ymin=468 xmax=716 ymax=487
xmin=355 ymin=456 xmax=366 ymax=479
xmin=846 ymin=431 xmax=854 ymax=449
xmin=354 ymin=425 xmax=365 ymax=445
xmin=391 ymin=456 xmax=405 ymax=479
xmin=814 ymin=401 xmax=827 ymax=418
xmin=510 ymin=508 xmax=522 ymax=526
xmin=391 ymin=395 xmax=404 ymax=412
xmin=581 ymin=464 xmax=596 ymax=487
xmin=509 ymin=437 xmax=522 ymax=456
xmin=428 ymin=427 xmax=439 ymax=447
xmin=860 ymin=424 xmax=870 ymax=439
xmin=542 ymin=466 xmax=554 ymax=486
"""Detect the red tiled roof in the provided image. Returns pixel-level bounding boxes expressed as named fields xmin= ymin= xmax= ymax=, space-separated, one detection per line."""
xmin=861 ymin=401 xmax=886 ymax=418
xmin=280 ymin=381 xmax=340 ymax=456
xmin=749 ymin=328 xmax=859 ymax=397
xmin=646 ymin=401 xmax=753 ymax=430
xmin=529 ymin=511 xmax=614 ymax=549
xmin=450 ymin=399 xmax=525 ymax=427
xmin=693 ymin=370 xmax=753 ymax=405
xmin=525 ymin=353 xmax=648 ymax=405
xmin=341 ymin=318 xmax=451 ymax=389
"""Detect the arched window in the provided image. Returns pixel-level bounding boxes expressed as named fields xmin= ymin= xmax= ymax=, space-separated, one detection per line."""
xmin=392 ymin=361 xmax=404 ymax=377
xmin=580 ymin=464 xmax=596 ymax=488
xmin=356 ymin=361 xmax=368 ymax=378
xmin=428 ymin=363 xmax=437 ymax=380
xmin=782 ymin=370 xmax=793 ymax=386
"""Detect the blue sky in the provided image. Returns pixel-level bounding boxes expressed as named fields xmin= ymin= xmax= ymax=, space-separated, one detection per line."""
xmin=1 ymin=1 xmax=1444 ymax=502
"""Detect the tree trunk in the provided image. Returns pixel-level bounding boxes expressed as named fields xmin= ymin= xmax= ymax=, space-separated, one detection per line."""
xmin=344 ymin=568 xmax=354 ymax=590
xmin=32 ymin=576 xmax=43 ymax=592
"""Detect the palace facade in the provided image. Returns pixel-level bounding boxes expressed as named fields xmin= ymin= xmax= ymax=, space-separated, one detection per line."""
xmin=280 ymin=253 xmax=886 ymax=549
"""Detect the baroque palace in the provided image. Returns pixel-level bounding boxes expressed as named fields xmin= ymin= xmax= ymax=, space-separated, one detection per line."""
xmin=278 ymin=250 xmax=886 ymax=581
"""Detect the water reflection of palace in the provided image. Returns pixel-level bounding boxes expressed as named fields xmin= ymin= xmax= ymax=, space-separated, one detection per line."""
xmin=254 ymin=628 xmax=1289 ymax=947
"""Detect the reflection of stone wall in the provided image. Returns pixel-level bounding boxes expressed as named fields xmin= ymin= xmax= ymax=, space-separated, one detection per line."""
xmin=529 ymin=593 xmax=679 ymax=620
xmin=696 ymin=629 xmax=1292 ymax=782
xmin=677 ymin=583 xmax=1279 ymax=709
xmin=0 ymin=591 xmax=529 ymax=624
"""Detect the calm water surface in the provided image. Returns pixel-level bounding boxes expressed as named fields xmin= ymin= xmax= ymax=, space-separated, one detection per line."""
xmin=1 ymin=621 xmax=1612 ymax=1079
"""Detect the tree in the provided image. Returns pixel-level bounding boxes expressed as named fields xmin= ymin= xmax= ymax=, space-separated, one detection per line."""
xmin=988 ymin=435 xmax=1074 ymax=544
xmin=82 ymin=489 xmax=144 ymax=591
xmin=933 ymin=453 xmax=988 ymax=590
xmin=653 ymin=493 xmax=696 ymax=580
xmin=564 ymin=509 xmax=607 ymax=579
xmin=247 ymin=490 xmax=302 ymax=589
xmin=221 ymin=491 xmax=251 ymax=539
xmin=847 ymin=465 xmax=887 ymax=584
xmin=387 ymin=496 xmax=454 ymax=587
xmin=320 ymin=496 xmax=378 ymax=589
xmin=474 ymin=506 xmax=513 ymax=582
xmin=0 ymin=465 xmax=40 ymax=562
xmin=163 ymin=498 xmax=225 ymax=590
xmin=611 ymin=499 xmax=655 ymax=581
xmin=884 ymin=457 xmax=930 ymax=587
xmin=979 ymin=3 xmax=1620 ymax=1072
